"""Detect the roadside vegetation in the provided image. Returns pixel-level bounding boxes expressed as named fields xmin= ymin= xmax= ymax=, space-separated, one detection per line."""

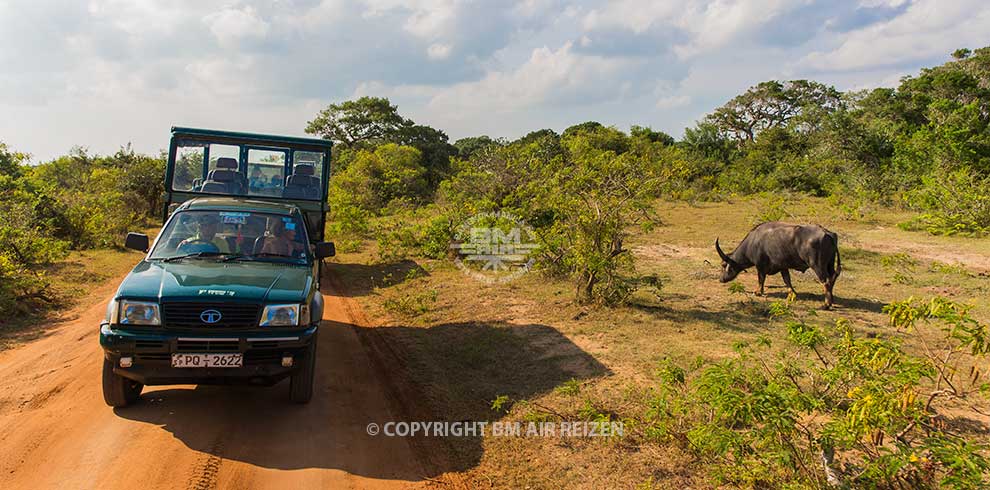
xmin=0 ymin=144 xmax=162 ymax=324
xmin=2 ymin=45 xmax=989 ymax=487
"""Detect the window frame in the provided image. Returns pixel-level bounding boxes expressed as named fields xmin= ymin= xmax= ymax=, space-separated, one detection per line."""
xmin=166 ymin=137 xmax=330 ymax=202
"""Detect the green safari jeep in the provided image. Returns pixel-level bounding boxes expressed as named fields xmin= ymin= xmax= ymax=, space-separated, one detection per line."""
xmin=100 ymin=127 xmax=334 ymax=406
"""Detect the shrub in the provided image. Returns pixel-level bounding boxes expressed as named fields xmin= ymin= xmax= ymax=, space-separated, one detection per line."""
xmin=640 ymin=297 xmax=990 ymax=489
xmin=900 ymin=169 xmax=990 ymax=236
xmin=330 ymin=144 xmax=428 ymax=213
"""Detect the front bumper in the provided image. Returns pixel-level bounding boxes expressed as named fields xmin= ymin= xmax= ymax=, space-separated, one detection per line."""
xmin=100 ymin=323 xmax=318 ymax=386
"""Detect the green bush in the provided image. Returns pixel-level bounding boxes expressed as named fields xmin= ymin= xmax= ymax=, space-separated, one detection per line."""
xmin=0 ymin=143 xmax=162 ymax=316
xmin=640 ymin=298 xmax=990 ymax=489
xmin=329 ymin=143 xmax=428 ymax=213
xmin=900 ymin=169 xmax=990 ymax=235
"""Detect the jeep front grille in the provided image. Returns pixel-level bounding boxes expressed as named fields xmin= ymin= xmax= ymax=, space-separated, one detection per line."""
xmin=161 ymin=302 xmax=261 ymax=330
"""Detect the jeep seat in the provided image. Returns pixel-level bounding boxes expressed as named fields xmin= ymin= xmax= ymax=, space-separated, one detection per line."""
xmin=282 ymin=164 xmax=320 ymax=199
xmin=208 ymin=157 xmax=247 ymax=194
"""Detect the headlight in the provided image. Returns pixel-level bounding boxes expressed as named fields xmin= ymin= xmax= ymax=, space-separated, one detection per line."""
xmin=118 ymin=300 xmax=161 ymax=326
xmin=260 ymin=304 xmax=302 ymax=327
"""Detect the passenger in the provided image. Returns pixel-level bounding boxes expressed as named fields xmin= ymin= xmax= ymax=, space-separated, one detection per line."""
xmin=270 ymin=175 xmax=282 ymax=189
xmin=177 ymin=214 xmax=232 ymax=253
xmin=262 ymin=220 xmax=304 ymax=257
xmin=249 ymin=167 xmax=265 ymax=190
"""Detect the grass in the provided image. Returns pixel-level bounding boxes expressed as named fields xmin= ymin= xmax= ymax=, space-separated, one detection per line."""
xmin=0 ymin=230 xmax=153 ymax=349
xmin=328 ymin=197 xmax=990 ymax=487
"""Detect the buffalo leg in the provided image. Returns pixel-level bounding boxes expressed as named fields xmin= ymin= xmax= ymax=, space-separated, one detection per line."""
xmin=757 ymin=271 xmax=766 ymax=296
xmin=824 ymin=277 xmax=836 ymax=309
xmin=780 ymin=270 xmax=796 ymax=295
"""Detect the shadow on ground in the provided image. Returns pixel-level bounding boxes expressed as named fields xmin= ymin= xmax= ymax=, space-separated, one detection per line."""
xmin=113 ymin=260 xmax=610 ymax=480
xmin=326 ymin=259 xmax=427 ymax=297
xmin=357 ymin=319 xmax=612 ymax=475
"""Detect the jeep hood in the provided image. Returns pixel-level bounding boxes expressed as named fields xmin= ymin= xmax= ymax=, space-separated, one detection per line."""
xmin=116 ymin=260 xmax=313 ymax=303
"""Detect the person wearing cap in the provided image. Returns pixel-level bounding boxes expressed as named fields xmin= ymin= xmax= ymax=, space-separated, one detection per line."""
xmin=177 ymin=214 xmax=233 ymax=253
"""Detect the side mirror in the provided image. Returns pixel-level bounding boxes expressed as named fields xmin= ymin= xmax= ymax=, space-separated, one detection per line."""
xmin=314 ymin=241 xmax=335 ymax=259
xmin=125 ymin=232 xmax=150 ymax=252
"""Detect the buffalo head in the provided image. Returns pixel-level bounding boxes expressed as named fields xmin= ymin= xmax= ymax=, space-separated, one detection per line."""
xmin=715 ymin=238 xmax=743 ymax=283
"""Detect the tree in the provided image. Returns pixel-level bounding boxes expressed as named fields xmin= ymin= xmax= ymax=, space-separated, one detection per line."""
xmin=329 ymin=144 xmax=428 ymax=212
xmin=682 ymin=121 xmax=735 ymax=163
xmin=0 ymin=142 xmax=28 ymax=178
xmin=561 ymin=124 xmax=630 ymax=154
xmin=453 ymin=136 xmax=500 ymax=159
xmin=540 ymin=132 xmax=662 ymax=304
xmin=305 ymin=96 xmax=410 ymax=148
xmin=561 ymin=121 xmax=604 ymax=138
xmin=953 ymin=48 xmax=972 ymax=60
xmin=307 ymin=96 xmax=455 ymax=184
xmin=630 ymin=125 xmax=675 ymax=146
xmin=514 ymin=128 xmax=559 ymax=146
xmin=707 ymin=80 xmax=843 ymax=143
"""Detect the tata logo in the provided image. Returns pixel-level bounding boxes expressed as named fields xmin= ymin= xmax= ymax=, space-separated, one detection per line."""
xmin=200 ymin=309 xmax=222 ymax=324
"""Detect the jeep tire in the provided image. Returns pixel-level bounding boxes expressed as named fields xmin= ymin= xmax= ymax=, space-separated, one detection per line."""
xmin=289 ymin=335 xmax=317 ymax=404
xmin=102 ymin=358 xmax=143 ymax=407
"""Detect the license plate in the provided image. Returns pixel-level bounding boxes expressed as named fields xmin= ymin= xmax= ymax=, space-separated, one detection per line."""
xmin=171 ymin=353 xmax=243 ymax=368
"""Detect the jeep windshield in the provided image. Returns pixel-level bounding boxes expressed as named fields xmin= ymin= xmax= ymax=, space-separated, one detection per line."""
xmin=149 ymin=210 xmax=310 ymax=264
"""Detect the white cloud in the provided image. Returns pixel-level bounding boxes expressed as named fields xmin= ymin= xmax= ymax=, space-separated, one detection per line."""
xmin=2 ymin=0 xmax=990 ymax=160
xmin=799 ymin=0 xmax=990 ymax=71
xmin=427 ymin=43 xmax=453 ymax=60
xmin=428 ymin=41 xmax=631 ymax=114
xmin=656 ymin=94 xmax=691 ymax=109
xmin=581 ymin=0 xmax=798 ymax=59
xmin=203 ymin=6 xmax=270 ymax=48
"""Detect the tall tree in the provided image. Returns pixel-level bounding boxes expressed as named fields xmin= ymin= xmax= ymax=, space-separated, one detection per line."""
xmin=305 ymin=96 xmax=410 ymax=148
xmin=707 ymin=80 xmax=843 ymax=143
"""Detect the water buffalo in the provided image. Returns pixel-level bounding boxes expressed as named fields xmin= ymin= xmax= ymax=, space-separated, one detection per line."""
xmin=715 ymin=222 xmax=841 ymax=308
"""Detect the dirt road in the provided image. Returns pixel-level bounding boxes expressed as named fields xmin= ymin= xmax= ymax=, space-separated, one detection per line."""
xmin=0 ymin=266 xmax=444 ymax=490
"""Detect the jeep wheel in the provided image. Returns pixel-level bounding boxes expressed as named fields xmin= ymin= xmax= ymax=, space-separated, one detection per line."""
xmin=290 ymin=337 xmax=317 ymax=404
xmin=102 ymin=358 xmax=143 ymax=407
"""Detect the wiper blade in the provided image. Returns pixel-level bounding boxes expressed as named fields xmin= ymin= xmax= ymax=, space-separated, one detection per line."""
xmin=160 ymin=251 xmax=225 ymax=263
xmin=222 ymin=252 xmax=300 ymax=262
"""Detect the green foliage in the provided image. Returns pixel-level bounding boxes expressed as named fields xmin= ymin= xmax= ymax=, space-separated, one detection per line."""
xmin=305 ymin=96 xmax=409 ymax=148
xmin=661 ymin=47 xmax=990 ymax=234
xmin=0 ymin=143 xmax=162 ymax=317
xmin=752 ymin=192 xmax=791 ymax=224
xmin=706 ymin=79 xmax=843 ymax=143
xmin=453 ymin=135 xmax=500 ymax=159
xmin=306 ymin=96 xmax=454 ymax=185
xmin=638 ymin=297 xmax=990 ymax=489
xmin=555 ymin=378 xmax=582 ymax=396
xmin=900 ymin=169 xmax=990 ymax=235
xmin=491 ymin=394 xmax=511 ymax=413
xmin=536 ymin=128 xmax=664 ymax=304
xmin=329 ymin=144 xmax=428 ymax=214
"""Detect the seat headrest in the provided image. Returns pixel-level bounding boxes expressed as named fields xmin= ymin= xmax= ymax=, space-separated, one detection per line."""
xmin=216 ymin=157 xmax=238 ymax=169
xmin=209 ymin=169 xmax=237 ymax=182
xmin=293 ymin=164 xmax=315 ymax=176
xmin=200 ymin=182 xmax=229 ymax=193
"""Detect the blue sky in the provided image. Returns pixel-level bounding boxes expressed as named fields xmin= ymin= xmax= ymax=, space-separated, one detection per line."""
xmin=1 ymin=0 xmax=987 ymax=161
